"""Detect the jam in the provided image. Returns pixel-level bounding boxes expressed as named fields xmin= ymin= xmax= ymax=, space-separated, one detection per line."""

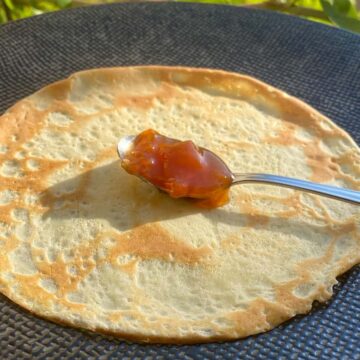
xmin=121 ymin=129 xmax=233 ymax=208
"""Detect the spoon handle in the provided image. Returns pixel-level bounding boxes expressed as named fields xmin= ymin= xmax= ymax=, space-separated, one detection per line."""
xmin=232 ymin=173 xmax=360 ymax=205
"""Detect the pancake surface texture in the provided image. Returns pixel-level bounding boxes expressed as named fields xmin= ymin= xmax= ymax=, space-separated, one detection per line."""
xmin=0 ymin=66 xmax=359 ymax=343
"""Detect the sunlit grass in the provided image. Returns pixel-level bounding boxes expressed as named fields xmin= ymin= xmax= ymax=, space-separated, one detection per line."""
xmin=0 ymin=0 xmax=359 ymax=32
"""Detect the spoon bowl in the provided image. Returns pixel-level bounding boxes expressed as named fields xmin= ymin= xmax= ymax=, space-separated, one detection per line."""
xmin=117 ymin=135 xmax=135 ymax=160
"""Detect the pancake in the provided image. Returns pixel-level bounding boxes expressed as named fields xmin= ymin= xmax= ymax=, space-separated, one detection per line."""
xmin=0 ymin=66 xmax=359 ymax=344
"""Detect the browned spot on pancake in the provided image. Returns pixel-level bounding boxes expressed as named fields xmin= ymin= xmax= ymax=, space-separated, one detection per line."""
xmin=330 ymin=220 xmax=356 ymax=236
xmin=119 ymin=259 xmax=138 ymax=275
xmin=108 ymin=312 xmax=123 ymax=322
xmin=274 ymin=277 xmax=315 ymax=313
xmin=0 ymin=102 xmax=46 ymax=157
xmin=220 ymin=233 xmax=243 ymax=249
xmin=115 ymin=95 xmax=155 ymax=110
xmin=14 ymin=274 xmax=55 ymax=306
xmin=247 ymin=213 xmax=270 ymax=227
xmin=293 ymin=236 xmax=338 ymax=283
xmin=338 ymin=151 xmax=360 ymax=169
xmin=279 ymin=205 xmax=299 ymax=217
xmin=15 ymin=273 xmax=86 ymax=311
xmin=0 ymin=204 xmax=15 ymax=224
xmin=227 ymin=301 xmax=272 ymax=335
xmin=265 ymin=122 xmax=297 ymax=147
xmin=303 ymin=141 xmax=335 ymax=182
xmin=248 ymin=299 xmax=292 ymax=330
xmin=226 ymin=141 xmax=256 ymax=150
xmin=34 ymin=254 xmax=75 ymax=298
xmin=45 ymin=99 xmax=79 ymax=116
xmin=335 ymin=151 xmax=360 ymax=188
xmin=108 ymin=223 xmax=211 ymax=264
xmin=31 ymin=238 xmax=99 ymax=299
xmin=264 ymin=120 xmax=348 ymax=182
xmin=259 ymin=300 xmax=293 ymax=327
xmin=235 ymin=189 xmax=270 ymax=227
xmin=114 ymin=82 xmax=177 ymax=111
xmin=0 ymin=235 xmax=20 ymax=274
xmin=37 ymin=78 xmax=72 ymax=102
xmin=43 ymin=100 xmax=94 ymax=131
xmin=169 ymin=68 xmax=243 ymax=95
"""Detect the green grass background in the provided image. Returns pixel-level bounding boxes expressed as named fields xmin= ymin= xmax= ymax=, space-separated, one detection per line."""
xmin=1 ymin=0 xmax=359 ymax=32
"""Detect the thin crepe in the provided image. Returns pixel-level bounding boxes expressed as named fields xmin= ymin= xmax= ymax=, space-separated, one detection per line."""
xmin=0 ymin=66 xmax=359 ymax=343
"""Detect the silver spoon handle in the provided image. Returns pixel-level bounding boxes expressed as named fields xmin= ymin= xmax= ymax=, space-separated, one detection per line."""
xmin=232 ymin=173 xmax=360 ymax=205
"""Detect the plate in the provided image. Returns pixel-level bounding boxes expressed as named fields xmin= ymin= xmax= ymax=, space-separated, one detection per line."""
xmin=0 ymin=3 xmax=359 ymax=358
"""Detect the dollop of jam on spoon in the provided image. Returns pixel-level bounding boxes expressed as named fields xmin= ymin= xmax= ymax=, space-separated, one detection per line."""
xmin=119 ymin=129 xmax=233 ymax=208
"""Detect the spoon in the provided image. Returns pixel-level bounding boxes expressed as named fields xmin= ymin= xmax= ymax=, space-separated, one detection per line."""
xmin=117 ymin=136 xmax=360 ymax=205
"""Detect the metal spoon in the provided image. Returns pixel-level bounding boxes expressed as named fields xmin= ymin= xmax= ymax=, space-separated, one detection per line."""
xmin=117 ymin=136 xmax=360 ymax=205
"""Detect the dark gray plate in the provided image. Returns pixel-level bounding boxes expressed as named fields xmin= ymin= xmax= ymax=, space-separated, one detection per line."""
xmin=0 ymin=3 xmax=359 ymax=359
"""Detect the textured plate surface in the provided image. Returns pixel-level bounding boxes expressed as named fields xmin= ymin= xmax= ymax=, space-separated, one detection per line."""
xmin=0 ymin=3 xmax=359 ymax=359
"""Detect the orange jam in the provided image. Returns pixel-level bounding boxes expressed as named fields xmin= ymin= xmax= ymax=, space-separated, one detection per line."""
xmin=121 ymin=129 xmax=233 ymax=208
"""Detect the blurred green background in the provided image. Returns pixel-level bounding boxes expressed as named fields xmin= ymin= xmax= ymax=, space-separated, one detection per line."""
xmin=0 ymin=0 xmax=359 ymax=32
